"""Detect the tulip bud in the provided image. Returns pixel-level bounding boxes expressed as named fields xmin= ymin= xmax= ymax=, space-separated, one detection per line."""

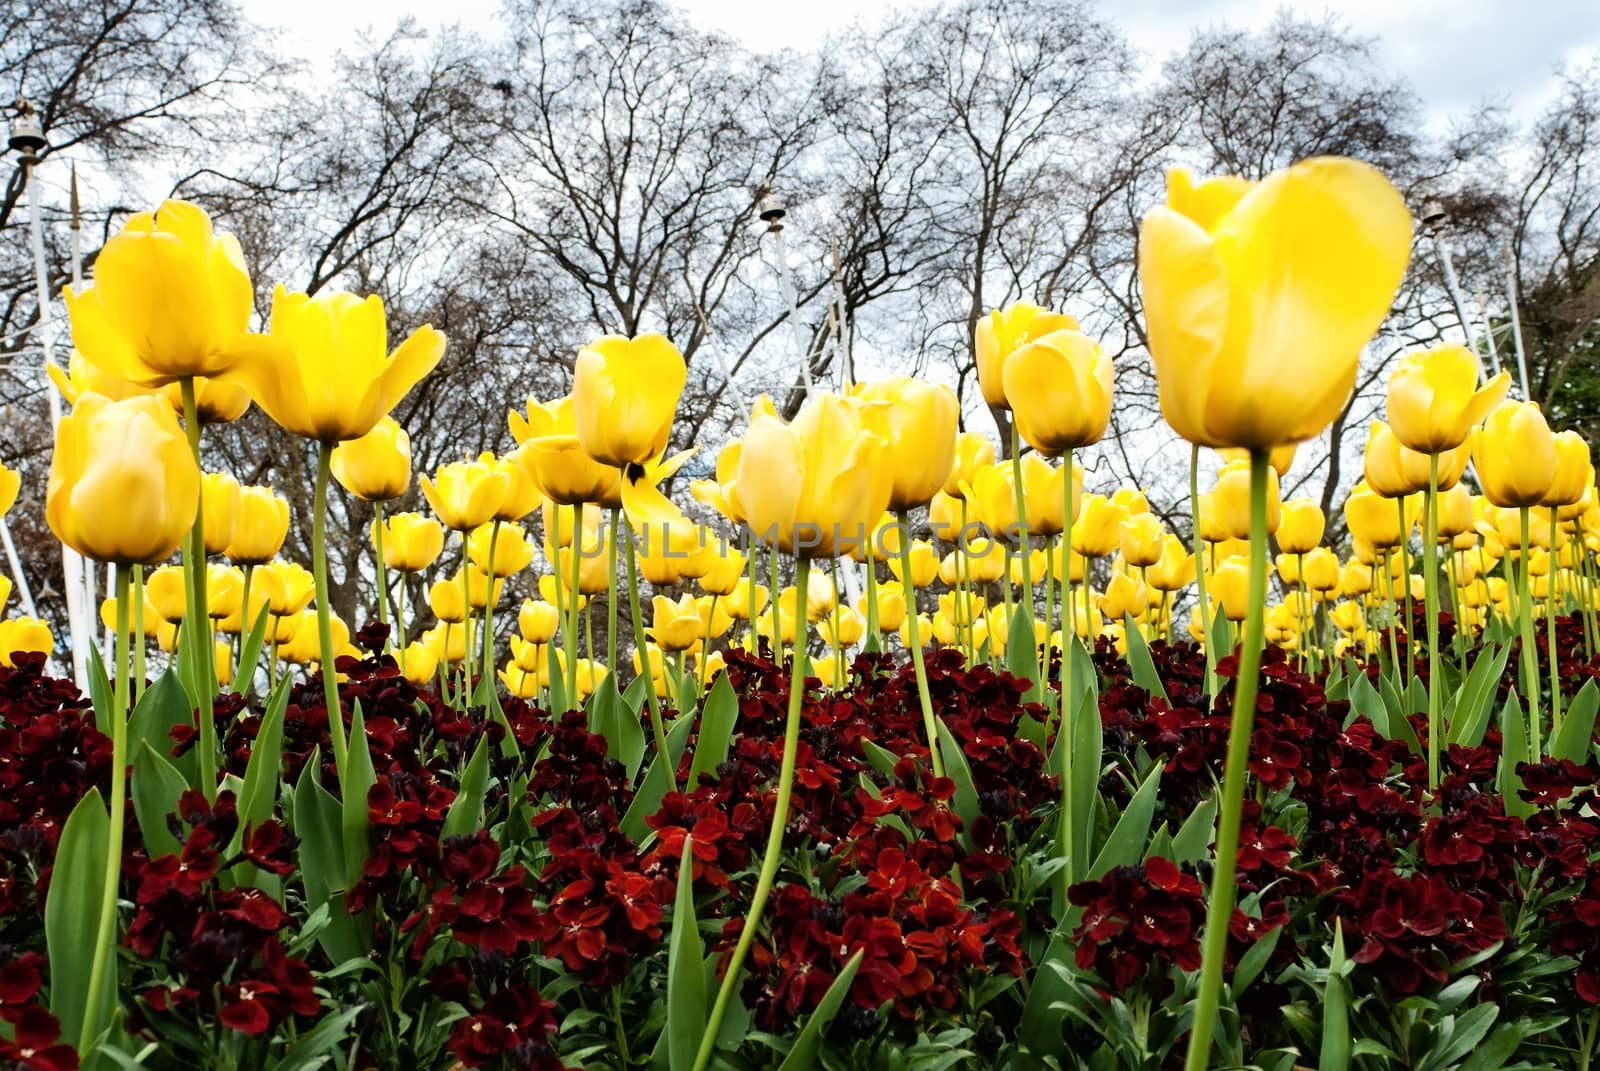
xmin=226 ymin=486 xmax=291 ymax=565
xmin=1210 ymin=558 xmax=1251 ymax=622
xmin=975 ymin=303 xmax=1079 ymax=411
xmin=1119 ymin=513 xmax=1165 ymax=568
xmin=1003 ymin=328 xmax=1113 ymax=455
xmin=379 ymin=511 xmax=445 ymax=573
xmin=519 ymin=599 xmax=560 ymax=644
xmin=1386 ymin=345 xmax=1510 ymax=454
xmin=1277 ymin=498 xmax=1325 ymax=554
xmin=1475 ymin=402 xmax=1557 ymax=508
xmin=851 ymin=376 xmax=959 ymax=511
xmin=0 ymin=618 xmax=54 ymax=667
xmin=422 ymin=454 xmax=511 ymax=531
xmin=573 ymin=334 xmax=686 ymax=467
xmin=944 ymin=431 xmax=996 ymax=497
xmin=146 ymin=566 xmax=188 ymax=623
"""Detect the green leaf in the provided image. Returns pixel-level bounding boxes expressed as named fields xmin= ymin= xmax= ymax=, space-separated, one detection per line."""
xmin=1171 ymin=799 xmax=1217 ymax=867
xmin=1347 ymin=668 xmax=1389 ymax=738
xmin=292 ymin=750 xmax=365 ymax=964
xmin=231 ymin=602 xmax=272 ymax=697
xmin=1007 ymin=603 xmax=1040 ymax=700
xmin=87 ymin=642 xmax=114 ymax=737
xmin=860 ymin=739 xmax=902 ymax=777
xmin=666 ymin=837 xmax=706 ymax=1071
xmin=620 ymin=714 xmax=696 ymax=840
xmin=442 ymin=734 xmax=492 ymax=841
xmin=1497 ymin=691 xmax=1534 ymax=819
xmin=1123 ymin=614 xmax=1169 ymax=702
xmin=127 ymin=671 xmax=197 ymax=787
xmin=1423 ymin=1004 xmax=1500 ymax=1071
xmin=230 ymin=679 xmax=290 ymax=891
xmin=341 ymin=702 xmax=377 ymax=888
xmin=131 ymin=742 xmax=188 ymax=860
xmin=1087 ymin=765 xmax=1162 ymax=879
xmin=687 ymin=673 xmax=739 ymax=786
xmin=1551 ymin=677 xmax=1599 ymax=764
xmin=1448 ymin=643 xmax=1511 ymax=748
xmin=545 ymin=641 xmax=569 ymax=716
xmin=47 ymin=789 xmax=114 ymax=1049
xmin=588 ymin=674 xmax=646 ymax=780
xmin=934 ymin=720 xmax=980 ymax=831
xmin=1319 ymin=921 xmax=1350 ymax=1071
xmin=776 ymin=948 xmax=866 ymax=1071
xmin=1232 ymin=923 xmax=1282 ymax=996
xmin=1456 ymin=1021 xmax=1532 ymax=1071
xmin=1068 ymin=670 xmax=1103 ymax=883
xmin=265 ymin=1005 xmax=364 ymax=1071
xmin=1019 ymin=932 xmax=1074 ymax=1056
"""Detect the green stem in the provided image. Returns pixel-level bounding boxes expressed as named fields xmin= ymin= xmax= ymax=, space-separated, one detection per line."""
xmin=236 ymin=564 xmax=254 ymax=687
xmin=312 ymin=441 xmax=348 ymax=777
xmin=626 ymin=519 xmax=674 ymax=790
xmin=460 ymin=535 xmax=475 ymax=699
xmin=1425 ymin=455 xmax=1442 ymax=791
xmin=1184 ymin=449 xmax=1269 ymax=1071
xmin=694 ymin=557 xmax=812 ymax=1071
xmin=1190 ymin=444 xmax=1215 ymax=702
xmin=133 ymin=564 xmax=146 ymax=700
xmin=180 ymin=378 xmax=217 ymax=799
xmin=864 ymin=553 xmax=879 ymax=645
xmin=1579 ymin=1006 xmax=1598 ymax=1071
xmin=612 ymin=986 xmax=632 ymax=1065
xmin=1383 ymin=551 xmax=1402 ymax=677
xmin=1547 ymin=508 xmax=1563 ymax=735
xmin=396 ymin=573 xmax=409 ymax=674
xmin=1397 ymin=497 xmax=1413 ymax=685
xmin=608 ymin=508 xmax=621 ymax=671
xmin=566 ymin=507 xmax=583 ymax=704
xmin=898 ymin=510 xmax=945 ymax=779
xmin=1519 ymin=506 xmax=1541 ymax=761
xmin=1058 ymin=446 xmax=1076 ymax=906
xmin=80 ymin=564 xmax=132 ymax=1053
xmin=959 ymin=498 xmax=973 ymax=662
xmin=373 ymin=501 xmax=391 ymax=635
xmin=1010 ymin=425 xmax=1036 ymax=687
xmin=482 ymin=519 xmax=501 ymax=693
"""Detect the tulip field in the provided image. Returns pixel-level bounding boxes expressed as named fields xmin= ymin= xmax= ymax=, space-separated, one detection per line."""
xmin=3 ymin=155 xmax=1600 ymax=1071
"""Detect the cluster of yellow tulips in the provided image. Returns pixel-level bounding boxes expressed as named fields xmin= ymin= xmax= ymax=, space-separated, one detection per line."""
xmin=12 ymin=150 xmax=1595 ymax=1070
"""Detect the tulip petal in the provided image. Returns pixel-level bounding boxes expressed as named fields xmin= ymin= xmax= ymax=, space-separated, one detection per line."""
xmin=1138 ymin=206 xmax=1230 ymax=445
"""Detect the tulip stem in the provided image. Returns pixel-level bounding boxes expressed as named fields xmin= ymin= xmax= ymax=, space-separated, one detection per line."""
xmin=461 ymin=538 xmax=475 ymax=700
xmin=1057 ymin=446 xmax=1076 ymax=907
xmin=311 ymin=441 xmax=348 ymax=778
xmin=373 ymin=501 xmax=391 ymax=635
xmin=1396 ymin=498 xmax=1413 ymax=685
xmin=179 ymin=378 xmax=218 ymax=800
xmin=237 ymin=564 xmax=254 ymax=687
xmin=1424 ymin=455 xmax=1443 ymax=791
xmin=1185 ymin=449 xmax=1269 ymax=1071
xmin=133 ymin=565 xmax=147 ymax=700
xmin=898 ymin=510 xmax=945 ymax=779
xmin=959 ymin=498 xmax=973 ymax=662
xmin=396 ymin=574 xmax=409 ymax=674
xmin=565 ymin=508 xmax=582 ymax=705
xmin=1009 ymin=426 xmax=1036 ymax=691
xmin=80 ymin=563 xmax=131 ymax=1054
xmin=1519 ymin=506 xmax=1541 ymax=761
xmin=483 ymin=520 xmax=501 ymax=695
xmin=625 ymin=518 xmax=674 ymax=791
xmin=1547 ymin=508 xmax=1563 ymax=737
xmin=864 ymin=556 xmax=880 ymax=647
xmin=694 ymin=557 xmax=811 ymax=1071
xmin=1190 ymin=444 xmax=1215 ymax=702
xmin=607 ymin=509 xmax=620 ymax=673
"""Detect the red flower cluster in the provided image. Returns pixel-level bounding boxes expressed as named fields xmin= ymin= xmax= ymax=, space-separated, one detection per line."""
xmin=1069 ymin=858 xmax=1208 ymax=990
xmin=0 ymin=952 xmax=77 ymax=1070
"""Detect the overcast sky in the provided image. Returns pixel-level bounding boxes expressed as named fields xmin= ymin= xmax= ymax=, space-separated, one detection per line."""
xmin=244 ymin=0 xmax=1599 ymax=134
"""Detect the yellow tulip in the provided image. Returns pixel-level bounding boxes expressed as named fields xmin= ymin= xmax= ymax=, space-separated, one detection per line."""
xmin=1543 ymin=431 xmax=1593 ymax=509
xmin=572 ymin=333 xmax=686 ymax=467
xmin=737 ymin=392 xmax=892 ymax=559
xmin=207 ymin=564 xmax=244 ymax=622
xmin=519 ymin=599 xmax=560 ymax=644
xmin=903 ymin=612 xmax=935 ymax=649
xmin=696 ymin=595 xmax=734 ymax=640
xmin=1098 ymin=571 xmax=1147 ymax=622
xmin=1212 ymin=460 xmax=1280 ymax=539
xmin=1363 ymin=420 xmax=1434 ymax=497
xmin=539 ymin=574 xmax=587 ymax=613
xmin=421 ymin=621 xmax=468 ymax=665
xmin=975 ymin=302 xmax=1080 ymax=410
xmin=727 ymin=579 xmax=769 ymax=621
xmin=1003 ymin=327 xmax=1113 ymax=455
xmin=225 ymin=486 xmax=290 ymax=565
xmin=1210 ymin=558 xmax=1251 ymax=622
xmin=960 ymin=538 xmax=1008 ymax=584
xmin=256 ymin=561 xmax=316 ymax=616
xmin=378 ymin=511 xmax=444 ymax=572
xmin=1072 ymin=495 xmax=1125 ymax=559
xmin=1008 ymin=548 xmax=1047 ymax=588
xmin=698 ymin=545 xmax=745 ymax=596
xmin=46 ymin=393 xmax=199 ymax=565
xmin=851 ymin=376 xmax=958 ymax=511
xmin=1219 ymin=444 xmax=1297 ymax=477
xmin=228 ymin=287 xmax=445 ymax=442
xmin=0 ymin=462 xmax=17 ymax=518
xmin=1475 ymin=402 xmax=1558 ymax=508
xmin=865 ymin=580 xmax=907 ymax=633
xmin=1147 ymin=535 xmax=1194 ymax=593
xmin=1119 ymin=512 xmax=1165 ymax=568
xmin=1138 ymin=159 xmax=1412 ymax=448
xmin=331 ymin=417 xmax=412 ymax=502
xmin=1340 ymin=559 xmax=1372 ymax=598
xmin=888 ymin=540 xmax=939 ymax=588
xmin=1330 ymin=600 xmax=1366 ymax=636
xmin=517 ymin=436 xmax=622 ymax=508
xmin=959 ymin=463 xmax=1018 ymax=536
xmin=165 ymin=376 xmax=251 ymax=424
xmin=1301 ymin=547 xmax=1341 ymax=594
xmin=421 ymin=454 xmax=510 ymax=531
xmin=1277 ymin=498 xmax=1325 ymax=554
xmin=819 ymin=606 xmax=866 ymax=649
xmin=556 ymin=539 xmax=611 ymax=596
xmin=463 ymin=567 xmax=505 ymax=611
xmin=944 ymin=431 xmax=996 ymax=497
xmin=1345 ymin=481 xmax=1416 ymax=550
xmin=0 ymin=618 xmax=54 ymax=667
xmin=429 ymin=577 xmax=466 ymax=624
xmin=467 ymin=523 xmax=535 ymax=578
xmin=690 ymin=439 xmax=745 ymax=525
xmin=1019 ymin=454 xmax=1073 ymax=536
xmin=145 ymin=565 xmax=187 ymax=622
xmin=649 ymin=594 xmax=703 ymax=652
xmin=201 ymin=471 xmax=242 ymax=556
xmin=1385 ymin=345 xmax=1510 ymax=454
xmin=928 ymin=490 xmax=963 ymax=544
xmin=63 ymin=199 xmax=256 ymax=386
